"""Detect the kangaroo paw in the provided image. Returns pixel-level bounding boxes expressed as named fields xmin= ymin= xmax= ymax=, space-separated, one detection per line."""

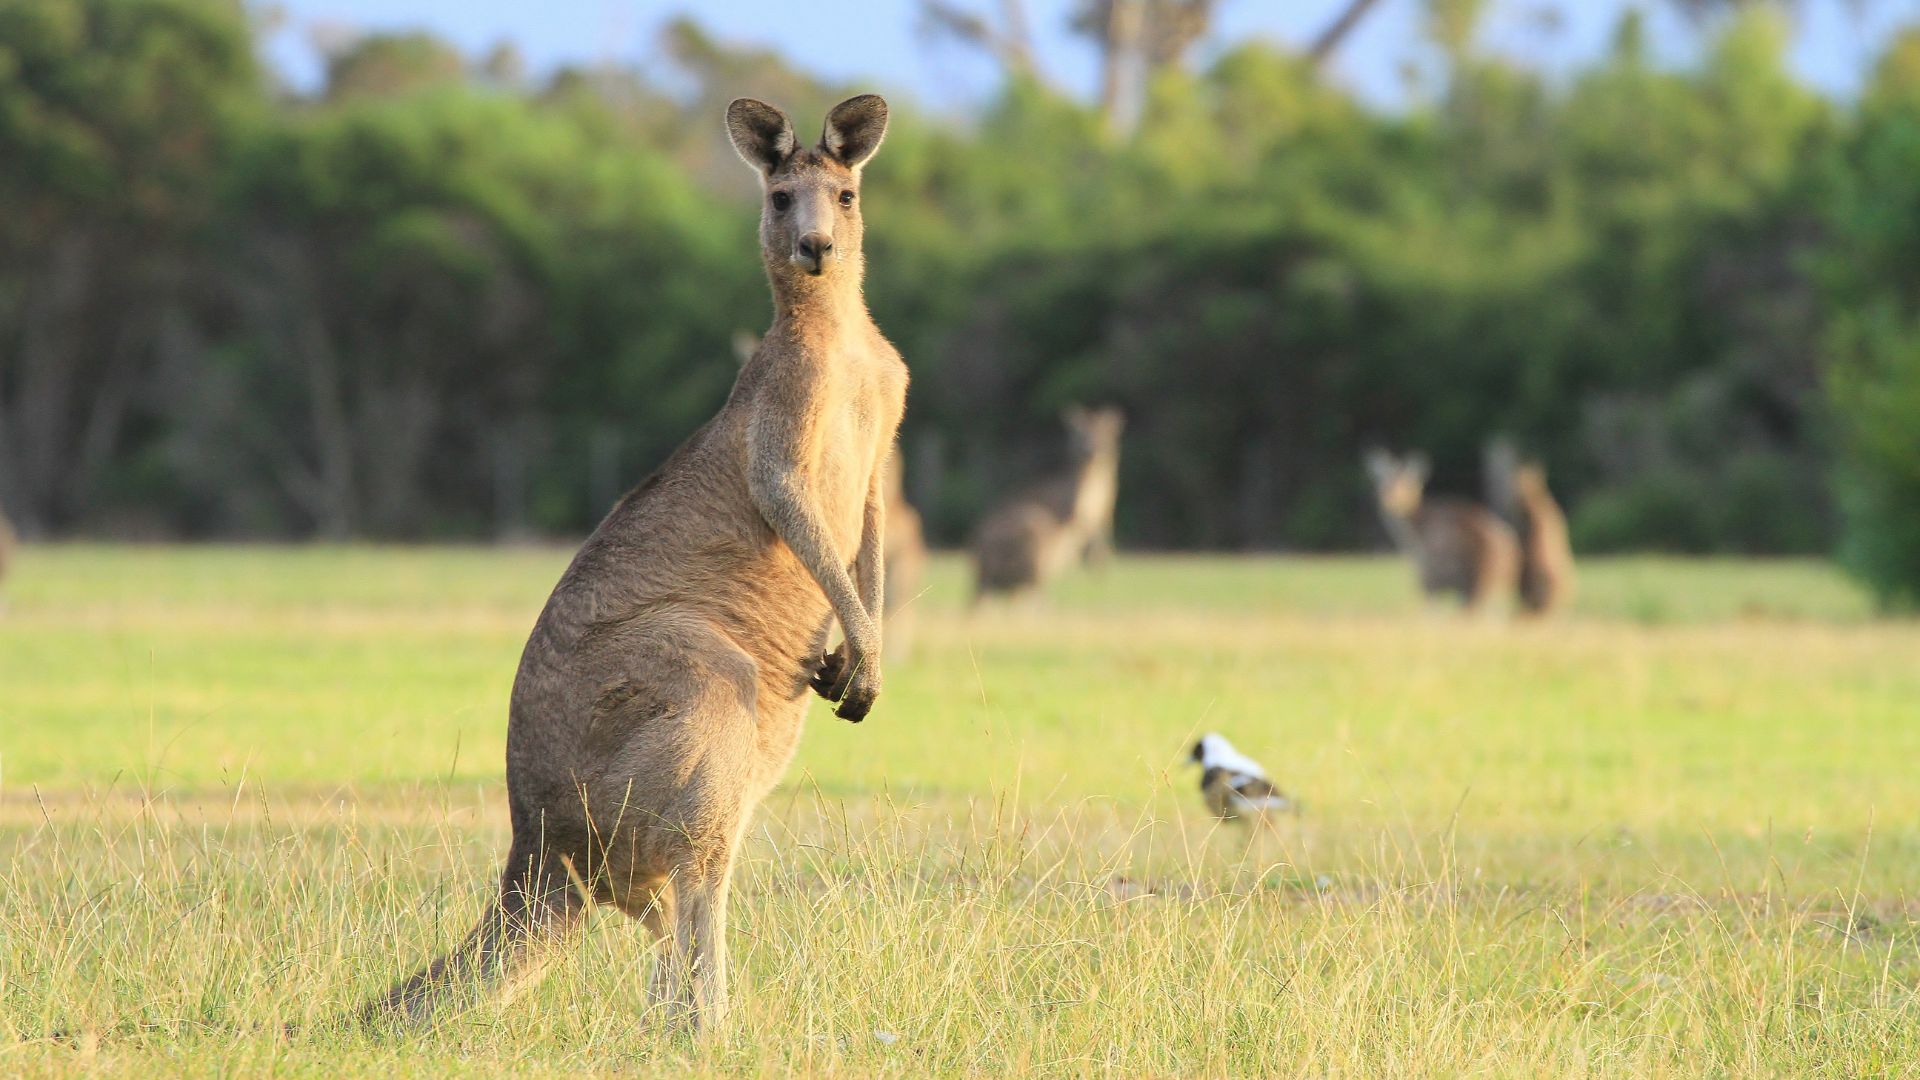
xmin=809 ymin=649 xmax=848 ymax=702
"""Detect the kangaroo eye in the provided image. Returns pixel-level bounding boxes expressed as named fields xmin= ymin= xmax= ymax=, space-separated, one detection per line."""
xmin=770 ymin=191 xmax=792 ymax=212
xmin=839 ymin=190 xmax=856 ymax=207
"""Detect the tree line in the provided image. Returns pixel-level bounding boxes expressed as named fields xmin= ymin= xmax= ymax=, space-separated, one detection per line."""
xmin=1 ymin=0 xmax=1917 ymax=606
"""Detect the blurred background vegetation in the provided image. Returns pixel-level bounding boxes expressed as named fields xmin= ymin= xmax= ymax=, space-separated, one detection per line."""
xmin=1 ymin=0 xmax=1917 ymax=605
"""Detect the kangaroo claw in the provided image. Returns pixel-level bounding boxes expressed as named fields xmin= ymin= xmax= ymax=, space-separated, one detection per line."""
xmin=809 ymin=651 xmax=845 ymax=700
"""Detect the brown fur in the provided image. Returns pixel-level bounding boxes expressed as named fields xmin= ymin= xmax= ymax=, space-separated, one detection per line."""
xmin=1365 ymin=449 xmax=1518 ymax=614
xmin=971 ymin=405 xmax=1124 ymax=601
xmin=1513 ymin=463 xmax=1575 ymax=616
xmin=880 ymin=445 xmax=927 ymax=658
xmin=366 ymin=94 xmax=905 ymax=1037
xmin=0 ymin=506 xmax=14 ymax=592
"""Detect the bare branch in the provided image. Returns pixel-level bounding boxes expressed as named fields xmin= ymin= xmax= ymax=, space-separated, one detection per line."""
xmin=1308 ymin=0 xmax=1388 ymax=66
xmin=921 ymin=0 xmax=1038 ymax=78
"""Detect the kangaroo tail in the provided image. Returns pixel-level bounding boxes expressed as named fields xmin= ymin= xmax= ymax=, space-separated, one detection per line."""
xmin=362 ymin=854 xmax=583 ymax=1029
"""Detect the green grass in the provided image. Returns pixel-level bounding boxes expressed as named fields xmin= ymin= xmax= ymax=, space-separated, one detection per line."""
xmin=2 ymin=545 xmax=1917 ymax=1076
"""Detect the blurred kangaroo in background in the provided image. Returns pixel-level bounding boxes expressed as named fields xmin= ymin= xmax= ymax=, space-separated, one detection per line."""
xmin=880 ymin=445 xmax=927 ymax=658
xmin=366 ymin=94 xmax=904 ymax=1037
xmin=1058 ymin=405 xmax=1125 ymax=569
xmin=971 ymin=405 xmax=1125 ymax=601
xmin=1512 ymin=462 xmax=1575 ymax=616
xmin=1365 ymin=449 xmax=1517 ymax=614
xmin=0 ymin=504 xmax=15 ymax=600
xmin=1482 ymin=437 xmax=1522 ymax=526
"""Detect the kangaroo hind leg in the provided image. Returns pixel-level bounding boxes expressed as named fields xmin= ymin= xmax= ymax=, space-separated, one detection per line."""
xmin=647 ymin=842 xmax=740 ymax=1038
xmin=594 ymin=620 xmax=760 ymax=1038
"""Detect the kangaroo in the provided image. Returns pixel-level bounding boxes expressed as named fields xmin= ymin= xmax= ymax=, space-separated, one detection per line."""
xmin=1482 ymin=436 xmax=1522 ymax=526
xmin=1364 ymin=449 xmax=1517 ymax=614
xmin=0 ymin=505 xmax=14 ymax=595
xmin=880 ymin=445 xmax=927 ymax=659
xmin=735 ymin=335 xmax=922 ymax=649
xmin=1513 ymin=462 xmax=1575 ymax=616
xmin=366 ymin=94 xmax=905 ymax=1037
xmin=970 ymin=405 xmax=1124 ymax=601
xmin=1058 ymin=405 xmax=1125 ymax=569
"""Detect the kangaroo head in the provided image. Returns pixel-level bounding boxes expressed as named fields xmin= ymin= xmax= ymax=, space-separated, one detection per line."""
xmin=726 ymin=94 xmax=889 ymax=284
xmin=1365 ymin=448 xmax=1428 ymax=518
xmin=1062 ymin=405 xmax=1125 ymax=464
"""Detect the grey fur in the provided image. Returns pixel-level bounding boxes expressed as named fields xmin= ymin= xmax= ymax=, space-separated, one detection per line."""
xmin=365 ymin=95 xmax=906 ymax=1038
xmin=1365 ymin=448 xmax=1518 ymax=614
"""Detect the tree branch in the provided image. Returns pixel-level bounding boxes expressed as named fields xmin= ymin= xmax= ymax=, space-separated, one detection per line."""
xmin=1308 ymin=0 xmax=1388 ymax=66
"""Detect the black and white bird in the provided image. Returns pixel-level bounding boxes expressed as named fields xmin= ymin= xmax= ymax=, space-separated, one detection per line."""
xmin=1189 ymin=733 xmax=1294 ymax=823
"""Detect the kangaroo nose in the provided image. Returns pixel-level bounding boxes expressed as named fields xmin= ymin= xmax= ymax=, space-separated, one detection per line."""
xmin=796 ymin=232 xmax=832 ymax=274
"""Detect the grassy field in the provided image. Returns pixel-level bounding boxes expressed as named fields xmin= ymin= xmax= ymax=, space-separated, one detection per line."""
xmin=2 ymin=545 xmax=1917 ymax=1076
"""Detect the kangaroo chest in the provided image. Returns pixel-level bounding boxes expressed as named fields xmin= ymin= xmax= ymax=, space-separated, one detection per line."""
xmin=1074 ymin=467 xmax=1117 ymax=523
xmin=813 ymin=351 xmax=906 ymax=557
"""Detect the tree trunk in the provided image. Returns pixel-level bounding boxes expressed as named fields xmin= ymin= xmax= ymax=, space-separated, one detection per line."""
xmin=1100 ymin=0 xmax=1147 ymax=139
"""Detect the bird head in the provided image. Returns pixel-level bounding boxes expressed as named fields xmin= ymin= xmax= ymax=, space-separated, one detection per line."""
xmin=1190 ymin=733 xmax=1227 ymax=767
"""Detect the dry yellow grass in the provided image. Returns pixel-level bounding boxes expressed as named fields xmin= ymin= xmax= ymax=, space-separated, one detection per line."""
xmin=1 ymin=546 xmax=1915 ymax=1076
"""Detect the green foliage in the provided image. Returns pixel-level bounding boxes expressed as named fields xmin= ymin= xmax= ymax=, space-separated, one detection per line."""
xmin=1828 ymin=324 xmax=1920 ymax=608
xmin=877 ymin=12 xmax=1839 ymax=550
xmin=321 ymin=30 xmax=466 ymax=101
xmin=0 ymin=0 xmax=256 ymax=219
xmin=0 ymin=3 xmax=1909 ymax=559
xmin=0 ymin=0 xmax=259 ymax=532
xmin=1815 ymin=29 xmax=1920 ymax=608
xmin=204 ymin=85 xmax=757 ymax=535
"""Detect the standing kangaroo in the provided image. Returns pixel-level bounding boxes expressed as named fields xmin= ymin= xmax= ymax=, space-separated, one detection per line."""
xmin=0 ymin=505 xmax=15 ymax=597
xmin=367 ymin=94 xmax=905 ymax=1036
xmin=970 ymin=405 xmax=1124 ymax=601
xmin=880 ymin=445 xmax=927 ymax=658
xmin=1364 ymin=449 xmax=1517 ymax=614
xmin=1513 ymin=462 xmax=1575 ymax=616
xmin=1056 ymin=405 xmax=1125 ymax=569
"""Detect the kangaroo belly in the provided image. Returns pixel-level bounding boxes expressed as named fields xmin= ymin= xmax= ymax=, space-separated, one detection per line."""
xmin=813 ymin=413 xmax=885 ymax=557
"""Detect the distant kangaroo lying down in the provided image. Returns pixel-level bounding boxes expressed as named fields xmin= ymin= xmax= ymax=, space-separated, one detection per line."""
xmin=1365 ymin=448 xmax=1517 ymax=614
xmin=366 ymin=94 xmax=905 ymax=1036
xmin=971 ymin=405 xmax=1124 ymax=601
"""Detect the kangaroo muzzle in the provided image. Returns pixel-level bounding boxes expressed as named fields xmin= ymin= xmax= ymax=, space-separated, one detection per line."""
xmin=794 ymin=232 xmax=833 ymax=275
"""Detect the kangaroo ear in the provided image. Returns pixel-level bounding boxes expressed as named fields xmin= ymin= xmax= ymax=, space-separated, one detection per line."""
xmin=820 ymin=94 xmax=888 ymax=170
xmin=727 ymin=98 xmax=797 ymax=176
xmin=1407 ymin=453 xmax=1432 ymax=482
xmin=1364 ymin=448 xmax=1395 ymax=482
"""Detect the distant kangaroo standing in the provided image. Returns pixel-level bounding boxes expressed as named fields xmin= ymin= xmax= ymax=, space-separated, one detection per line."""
xmin=367 ymin=94 xmax=905 ymax=1036
xmin=971 ymin=405 xmax=1124 ymax=601
xmin=1056 ymin=405 xmax=1124 ymax=569
xmin=880 ymin=445 xmax=927 ymax=658
xmin=1365 ymin=449 xmax=1517 ymax=614
xmin=1513 ymin=462 xmax=1575 ymax=616
xmin=0 ymin=505 xmax=15 ymax=596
